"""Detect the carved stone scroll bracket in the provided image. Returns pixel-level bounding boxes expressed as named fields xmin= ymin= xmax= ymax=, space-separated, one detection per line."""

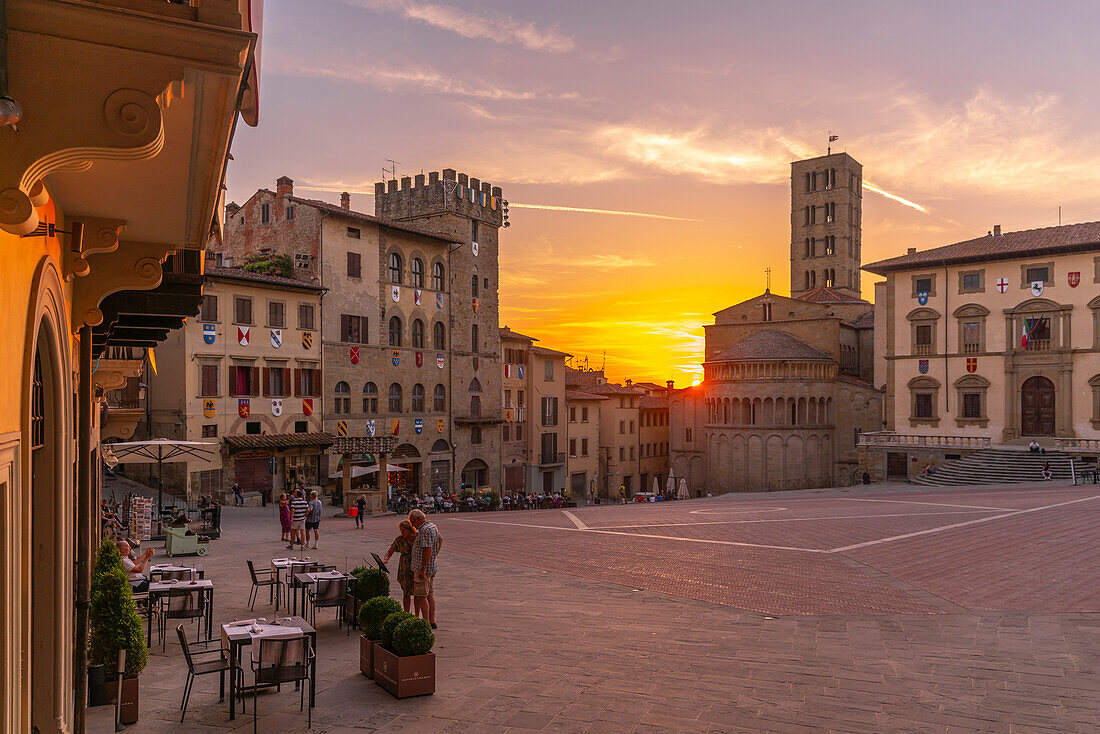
xmin=72 ymin=240 xmax=175 ymax=328
xmin=64 ymin=217 xmax=127 ymax=279
xmin=1 ymin=87 xmax=166 ymax=236
xmin=93 ymin=358 xmax=144 ymax=392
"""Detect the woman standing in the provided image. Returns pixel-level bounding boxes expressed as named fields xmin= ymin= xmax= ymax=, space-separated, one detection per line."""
xmin=382 ymin=519 xmax=418 ymax=612
xmin=278 ymin=493 xmax=292 ymax=542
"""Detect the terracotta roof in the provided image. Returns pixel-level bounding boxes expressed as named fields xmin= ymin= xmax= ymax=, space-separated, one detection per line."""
xmin=584 ymin=383 xmax=645 ymax=395
xmin=850 ymin=310 xmax=875 ymax=329
xmin=205 ymin=265 xmax=324 ymax=291
xmin=224 ymin=432 xmax=334 ymax=450
xmin=709 ymin=329 xmax=833 ymax=363
xmin=565 ymin=389 xmax=609 ymax=401
xmin=633 ymin=381 xmax=664 ymax=390
xmin=795 ymin=286 xmax=869 ymax=304
xmin=499 ymin=326 xmax=538 ymax=342
xmin=639 ymin=395 xmax=668 ymax=410
xmin=531 ymin=345 xmax=572 ymax=358
xmin=863 ymin=220 xmax=1100 ymax=274
xmin=287 ymin=196 xmax=459 ymax=244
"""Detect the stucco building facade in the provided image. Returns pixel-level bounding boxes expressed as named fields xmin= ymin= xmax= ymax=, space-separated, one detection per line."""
xmin=861 ymin=221 xmax=1100 ymax=480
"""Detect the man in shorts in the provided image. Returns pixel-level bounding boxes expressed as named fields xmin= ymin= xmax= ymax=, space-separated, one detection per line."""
xmin=408 ymin=509 xmax=442 ymax=629
xmin=305 ymin=490 xmax=323 ymax=549
xmin=289 ymin=489 xmax=309 ymax=550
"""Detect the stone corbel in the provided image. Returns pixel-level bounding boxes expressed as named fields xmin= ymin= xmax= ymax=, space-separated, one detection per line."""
xmin=93 ymin=357 xmax=145 ymax=392
xmin=63 ymin=217 xmax=127 ymax=279
xmin=72 ymin=240 xmax=176 ymax=328
xmin=1 ymin=87 xmax=167 ymax=236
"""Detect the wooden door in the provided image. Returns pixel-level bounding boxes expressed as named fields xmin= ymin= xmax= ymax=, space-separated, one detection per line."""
xmin=886 ymin=452 xmax=908 ymax=481
xmin=1021 ymin=376 xmax=1056 ymax=436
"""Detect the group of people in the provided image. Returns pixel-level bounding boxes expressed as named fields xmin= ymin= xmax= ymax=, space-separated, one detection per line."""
xmin=501 ymin=491 xmax=569 ymax=510
xmin=278 ymin=488 xmax=324 ymax=550
xmin=389 ymin=491 xmax=468 ymax=514
xmin=382 ymin=509 xmax=441 ymax=629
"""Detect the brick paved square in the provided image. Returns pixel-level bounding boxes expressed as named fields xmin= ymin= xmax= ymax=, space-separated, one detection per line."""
xmin=119 ymin=481 xmax=1100 ymax=733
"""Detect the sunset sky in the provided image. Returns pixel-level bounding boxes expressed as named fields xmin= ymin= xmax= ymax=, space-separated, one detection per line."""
xmin=226 ymin=0 xmax=1100 ymax=385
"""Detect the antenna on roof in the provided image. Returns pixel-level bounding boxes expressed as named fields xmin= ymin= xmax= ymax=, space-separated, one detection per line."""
xmin=765 ymin=267 xmax=772 ymax=293
xmin=383 ymin=159 xmax=400 ymax=180
xmin=827 ymin=133 xmax=838 ymax=155
xmin=600 ymin=351 xmax=606 ymax=372
xmin=1058 ymin=205 xmax=1061 ymax=226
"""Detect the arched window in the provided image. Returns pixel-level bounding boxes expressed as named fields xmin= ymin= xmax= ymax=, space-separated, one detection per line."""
xmin=433 ymin=384 xmax=445 ymax=412
xmin=388 ymin=252 xmax=402 ymax=284
xmin=411 ymin=319 xmax=424 ymax=348
xmin=471 ymin=273 xmax=479 ymax=297
xmin=411 ymin=383 xmax=425 ymax=412
xmin=469 ymin=377 xmax=482 ymax=393
xmin=411 ymin=258 xmax=424 ymax=288
xmin=433 ymin=321 xmax=445 ymax=350
xmin=431 ymin=262 xmax=444 ymax=291
xmin=388 ymin=382 xmax=403 ymax=413
xmin=809 ymin=270 xmax=817 ymax=288
xmin=469 ymin=395 xmax=481 ymax=418
xmin=471 ymin=323 xmax=479 ymax=352
xmin=334 ymin=381 xmax=350 ymax=414
xmin=388 ymin=315 xmax=402 ymax=346
xmin=363 ymin=382 xmax=377 ymax=413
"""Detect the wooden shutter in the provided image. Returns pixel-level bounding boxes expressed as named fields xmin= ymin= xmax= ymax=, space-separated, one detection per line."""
xmin=262 ymin=367 xmax=271 ymax=397
xmin=340 ymin=314 xmax=349 ymax=342
xmin=250 ymin=367 xmax=260 ymax=396
xmin=361 ymin=316 xmax=369 ymax=344
xmin=228 ymin=366 xmax=237 ymax=397
xmin=294 ymin=369 xmax=302 ymax=397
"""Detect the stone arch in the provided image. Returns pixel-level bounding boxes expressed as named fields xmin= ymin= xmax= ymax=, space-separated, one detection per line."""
xmin=763 ymin=397 xmax=774 ymax=426
xmin=689 ymin=455 xmax=706 ymax=494
xmin=797 ymin=397 xmax=807 ymax=426
xmin=786 ymin=436 xmax=804 ymax=479
xmin=906 ymin=307 xmax=942 ymax=321
xmin=766 ymin=435 xmax=785 ymax=486
xmin=747 ymin=435 xmax=764 ymax=490
xmin=751 ymin=398 xmax=761 ymax=426
xmin=717 ymin=433 xmax=731 ymax=492
xmin=806 ymin=435 xmax=820 ymax=479
xmin=953 ymin=303 xmax=990 ymax=318
xmin=731 ymin=434 xmax=746 ymax=485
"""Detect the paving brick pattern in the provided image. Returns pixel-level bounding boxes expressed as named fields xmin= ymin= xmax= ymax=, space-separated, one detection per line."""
xmin=119 ymin=481 xmax=1100 ymax=733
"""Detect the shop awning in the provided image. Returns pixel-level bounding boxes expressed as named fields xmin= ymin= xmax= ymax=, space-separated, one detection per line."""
xmin=224 ymin=432 xmax=335 ymax=450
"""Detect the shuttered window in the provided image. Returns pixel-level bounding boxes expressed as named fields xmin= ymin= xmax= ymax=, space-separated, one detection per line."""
xmin=200 ymin=365 xmax=219 ymax=397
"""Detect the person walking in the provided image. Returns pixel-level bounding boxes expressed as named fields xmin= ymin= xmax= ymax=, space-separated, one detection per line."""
xmin=408 ymin=509 xmax=442 ymax=629
xmin=232 ymin=482 xmax=244 ymax=506
xmin=382 ymin=519 xmax=418 ymax=612
xmin=354 ymin=495 xmax=366 ymax=528
xmin=288 ymin=489 xmax=309 ymax=550
xmin=278 ymin=493 xmax=291 ymax=543
xmin=306 ymin=490 xmax=323 ymax=549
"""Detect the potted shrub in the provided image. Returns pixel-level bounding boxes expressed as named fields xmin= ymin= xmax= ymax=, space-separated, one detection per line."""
xmin=373 ymin=612 xmax=435 ymax=698
xmin=89 ymin=538 xmax=148 ymax=724
xmin=347 ymin=565 xmax=388 ymax=624
xmin=357 ymin=596 xmax=401 ymax=678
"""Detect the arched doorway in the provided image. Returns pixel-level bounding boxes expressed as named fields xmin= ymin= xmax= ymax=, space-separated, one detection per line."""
xmin=461 ymin=458 xmax=488 ymax=490
xmin=392 ymin=443 xmax=422 ymax=495
xmin=1021 ymin=376 xmax=1055 ymax=436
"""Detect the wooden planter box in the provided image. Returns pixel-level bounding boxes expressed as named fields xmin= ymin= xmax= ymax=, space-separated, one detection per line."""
xmin=109 ymin=676 xmax=140 ymax=724
xmin=372 ymin=644 xmax=435 ymax=698
xmin=360 ymin=635 xmax=378 ymax=679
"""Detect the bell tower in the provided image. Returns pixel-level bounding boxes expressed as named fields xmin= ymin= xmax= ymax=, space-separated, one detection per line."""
xmin=790 ymin=152 xmax=862 ymax=299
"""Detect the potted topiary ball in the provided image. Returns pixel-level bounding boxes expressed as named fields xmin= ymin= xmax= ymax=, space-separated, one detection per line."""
xmin=347 ymin=565 xmax=389 ymax=628
xmin=374 ymin=613 xmax=435 ymax=698
xmin=357 ymin=596 xmax=402 ymax=678
xmin=89 ymin=538 xmax=148 ymax=723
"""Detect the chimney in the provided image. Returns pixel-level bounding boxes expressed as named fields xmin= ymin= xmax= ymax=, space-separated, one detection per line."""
xmin=666 ymin=380 xmax=674 ymax=391
xmin=340 ymin=192 xmax=350 ymax=210
xmin=907 ymin=247 xmax=917 ymax=255
xmin=993 ymin=224 xmax=1002 ymax=237
xmin=275 ymin=176 xmax=293 ymax=198
xmin=225 ymin=201 xmax=240 ymax=218
xmin=625 ymin=379 xmax=633 ymax=387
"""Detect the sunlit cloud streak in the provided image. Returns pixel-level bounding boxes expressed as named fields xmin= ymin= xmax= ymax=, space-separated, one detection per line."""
xmin=344 ymin=0 xmax=576 ymax=53
xmin=509 ymin=202 xmax=699 ymax=222
xmin=862 ymin=181 xmax=927 ymax=213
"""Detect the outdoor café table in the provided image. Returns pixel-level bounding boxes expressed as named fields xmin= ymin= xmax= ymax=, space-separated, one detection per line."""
xmin=292 ymin=570 xmax=350 ymax=618
xmin=221 ymin=616 xmax=316 ymax=721
xmin=270 ymin=558 xmax=321 ymax=611
xmin=146 ymin=578 xmax=214 ymax=643
xmin=148 ymin=563 xmax=204 ymax=579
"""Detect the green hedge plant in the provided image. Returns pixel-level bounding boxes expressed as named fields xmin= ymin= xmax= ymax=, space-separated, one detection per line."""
xmin=359 ymin=596 xmax=403 ymax=640
xmin=392 ymin=617 xmax=435 ymax=657
xmin=380 ymin=611 xmax=415 ymax=652
xmin=354 ymin=567 xmax=389 ymax=601
xmin=89 ymin=538 xmax=148 ymax=679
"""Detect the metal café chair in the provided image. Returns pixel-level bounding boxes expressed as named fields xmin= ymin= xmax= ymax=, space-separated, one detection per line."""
xmin=285 ymin=562 xmax=328 ymax=614
xmin=306 ymin=576 xmax=347 ymax=629
xmin=161 ymin=568 xmax=194 ymax=581
xmin=133 ymin=591 xmax=161 ymax=646
xmin=246 ymin=560 xmax=277 ymax=610
xmin=251 ymin=636 xmax=314 ymax=733
xmin=176 ymin=625 xmax=232 ymax=723
xmin=159 ymin=586 xmax=205 ymax=651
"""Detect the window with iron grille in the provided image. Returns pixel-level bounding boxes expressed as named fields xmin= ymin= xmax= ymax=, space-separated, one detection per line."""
xmin=962 ymin=392 xmax=982 ymax=419
xmin=914 ymin=393 xmax=934 ymax=418
xmin=202 ymin=424 xmax=218 ymax=438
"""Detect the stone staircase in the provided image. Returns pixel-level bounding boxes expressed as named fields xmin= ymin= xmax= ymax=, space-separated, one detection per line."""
xmin=910 ymin=447 xmax=1077 ymax=486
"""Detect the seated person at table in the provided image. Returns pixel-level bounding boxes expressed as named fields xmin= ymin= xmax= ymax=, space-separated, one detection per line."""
xmin=382 ymin=520 xmax=418 ymax=612
xmin=117 ymin=540 xmax=154 ymax=592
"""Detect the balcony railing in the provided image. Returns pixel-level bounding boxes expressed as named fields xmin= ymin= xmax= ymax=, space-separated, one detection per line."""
xmin=963 ymin=343 xmax=981 ymax=354
xmin=857 ymin=432 xmax=991 ymax=449
xmin=539 ymin=451 xmax=566 ymax=465
xmin=914 ymin=344 xmax=933 ymax=356
xmin=1054 ymin=438 xmax=1100 ymax=452
xmin=1025 ymin=339 xmax=1051 ymax=352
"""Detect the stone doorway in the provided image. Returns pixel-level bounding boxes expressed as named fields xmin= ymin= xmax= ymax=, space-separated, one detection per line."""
xmin=1021 ymin=376 xmax=1055 ymax=436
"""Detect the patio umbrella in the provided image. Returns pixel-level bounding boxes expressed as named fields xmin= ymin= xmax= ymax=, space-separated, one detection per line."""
xmin=665 ymin=474 xmax=676 ymax=496
xmin=327 ymin=464 xmax=409 ymax=479
xmin=107 ymin=439 xmax=217 ymax=529
xmin=652 ymin=475 xmax=661 ymax=495
xmin=677 ymin=478 xmax=689 ymax=500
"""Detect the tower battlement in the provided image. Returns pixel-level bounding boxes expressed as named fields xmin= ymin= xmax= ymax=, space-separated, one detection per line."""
xmin=374 ymin=168 xmax=504 ymax=227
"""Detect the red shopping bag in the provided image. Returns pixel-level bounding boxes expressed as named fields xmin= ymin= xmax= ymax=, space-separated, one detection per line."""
xmin=348 ymin=507 xmax=358 ymax=517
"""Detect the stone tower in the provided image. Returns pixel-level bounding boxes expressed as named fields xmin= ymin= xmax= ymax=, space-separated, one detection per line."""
xmin=375 ymin=170 xmax=504 ymax=491
xmin=790 ymin=152 xmax=862 ymax=299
